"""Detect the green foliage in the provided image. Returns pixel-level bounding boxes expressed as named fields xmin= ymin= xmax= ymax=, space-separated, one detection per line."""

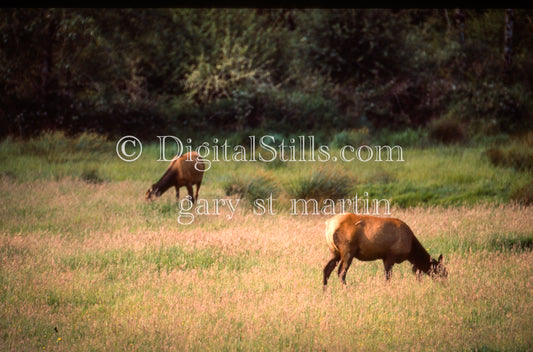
xmin=168 ymin=87 xmax=342 ymax=133
xmin=444 ymin=82 xmax=533 ymax=135
xmin=261 ymin=90 xmax=341 ymax=131
xmin=330 ymin=128 xmax=371 ymax=148
xmin=378 ymin=128 xmax=429 ymax=147
xmin=337 ymin=77 xmax=451 ymax=131
xmin=179 ymin=11 xmax=293 ymax=100
xmin=184 ymin=45 xmax=273 ymax=105
xmin=296 ymin=9 xmax=413 ymax=83
xmin=1 ymin=9 xmax=533 ymax=138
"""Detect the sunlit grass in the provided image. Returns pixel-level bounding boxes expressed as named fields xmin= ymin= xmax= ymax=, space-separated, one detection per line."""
xmin=0 ymin=134 xmax=532 ymax=351
xmin=1 ymin=174 xmax=532 ymax=351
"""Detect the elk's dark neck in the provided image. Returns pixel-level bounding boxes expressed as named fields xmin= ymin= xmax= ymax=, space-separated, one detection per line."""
xmin=408 ymin=237 xmax=432 ymax=273
xmin=153 ymin=167 xmax=176 ymax=194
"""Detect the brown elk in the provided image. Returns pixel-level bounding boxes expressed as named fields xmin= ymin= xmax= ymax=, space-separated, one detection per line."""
xmin=145 ymin=151 xmax=205 ymax=203
xmin=323 ymin=213 xmax=447 ymax=289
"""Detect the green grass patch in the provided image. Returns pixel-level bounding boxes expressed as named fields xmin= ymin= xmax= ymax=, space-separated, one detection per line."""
xmin=60 ymin=246 xmax=256 ymax=275
xmin=489 ymin=235 xmax=533 ymax=252
xmin=1 ymin=134 xmax=531 ymax=208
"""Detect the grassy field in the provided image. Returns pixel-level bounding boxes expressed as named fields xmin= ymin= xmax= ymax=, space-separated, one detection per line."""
xmin=1 ymin=133 xmax=532 ymax=351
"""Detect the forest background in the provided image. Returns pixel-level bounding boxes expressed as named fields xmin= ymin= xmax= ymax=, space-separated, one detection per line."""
xmin=1 ymin=8 xmax=531 ymax=143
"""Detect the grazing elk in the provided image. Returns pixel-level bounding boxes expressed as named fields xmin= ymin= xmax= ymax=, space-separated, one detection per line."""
xmin=145 ymin=151 xmax=205 ymax=203
xmin=323 ymin=213 xmax=447 ymax=290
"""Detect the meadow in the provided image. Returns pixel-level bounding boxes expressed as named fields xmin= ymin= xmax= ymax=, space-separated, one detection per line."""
xmin=1 ymin=133 xmax=532 ymax=351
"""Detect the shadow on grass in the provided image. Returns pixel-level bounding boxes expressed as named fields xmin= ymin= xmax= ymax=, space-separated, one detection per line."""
xmin=489 ymin=236 xmax=533 ymax=252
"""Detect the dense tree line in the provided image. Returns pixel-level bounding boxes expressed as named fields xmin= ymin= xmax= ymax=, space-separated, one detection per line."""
xmin=1 ymin=8 xmax=532 ymax=139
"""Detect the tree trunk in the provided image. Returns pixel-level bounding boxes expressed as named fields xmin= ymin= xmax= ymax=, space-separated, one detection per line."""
xmin=444 ymin=9 xmax=452 ymax=36
xmin=455 ymin=9 xmax=465 ymax=45
xmin=40 ymin=9 xmax=58 ymax=103
xmin=503 ymin=8 xmax=514 ymax=83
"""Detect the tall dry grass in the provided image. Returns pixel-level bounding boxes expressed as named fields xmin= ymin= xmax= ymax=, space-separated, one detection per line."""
xmin=1 ymin=177 xmax=532 ymax=351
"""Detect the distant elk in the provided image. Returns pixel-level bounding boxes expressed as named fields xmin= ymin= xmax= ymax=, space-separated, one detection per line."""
xmin=145 ymin=151 xmax=205 ymax=203
xmin=323 ymin=213 xmax=447 ymax=290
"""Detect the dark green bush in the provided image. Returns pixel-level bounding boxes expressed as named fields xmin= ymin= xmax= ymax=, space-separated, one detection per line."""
xmin=80 ymin=167 xmax=105 ymax=184
xmin=287 ymin=167 xmax=354 ymax=202
xmin=485 ymin=146 xmax=533 ymax=171
xmin=223 ymin=171 xmax=279 ymax=205
xmin=428 ymin=117 xmax=467 ymax=144
xmin=510 ymin=181 xmax=533 ymax=205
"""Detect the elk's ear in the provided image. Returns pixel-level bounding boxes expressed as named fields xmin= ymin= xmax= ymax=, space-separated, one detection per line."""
xmin=438 ymin=254 xmax=443 ymax=263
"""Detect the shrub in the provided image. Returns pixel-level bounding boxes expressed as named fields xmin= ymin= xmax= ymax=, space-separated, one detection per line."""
xmin=428 ymin=117 xmax=467 ymax=144
xmin=223 ymin=171 xmax=279 ymax=205
xmin=485 ymin=136 xmax=533 ymax=171
xmin=80 ymin=166 xmax=105 ymax=184
xmin=287 ymin=167 xmax=354 ymax=202
xmin=510 ymin=181 xmax=533 ymax=205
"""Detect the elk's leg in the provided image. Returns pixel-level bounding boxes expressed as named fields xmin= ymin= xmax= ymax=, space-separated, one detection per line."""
xmin=323 ymin=253 xmax=340 ymax=289
xmin=337 ymin=258 xmax=345 ymax=277
xmin=175 ymin=186 xmax=180 ymax=200
xmin=194 ymin=182 xmax=201 ymax=202
xmin=338 ymin=253 xmax=354 ymax=286
xmin=186 ymin=184 xmax=195 ymax=204
xmin=383 ymin=257 xmax=395 ymax=281
xmin=412 ymin=266 xmax=423 ymax=281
